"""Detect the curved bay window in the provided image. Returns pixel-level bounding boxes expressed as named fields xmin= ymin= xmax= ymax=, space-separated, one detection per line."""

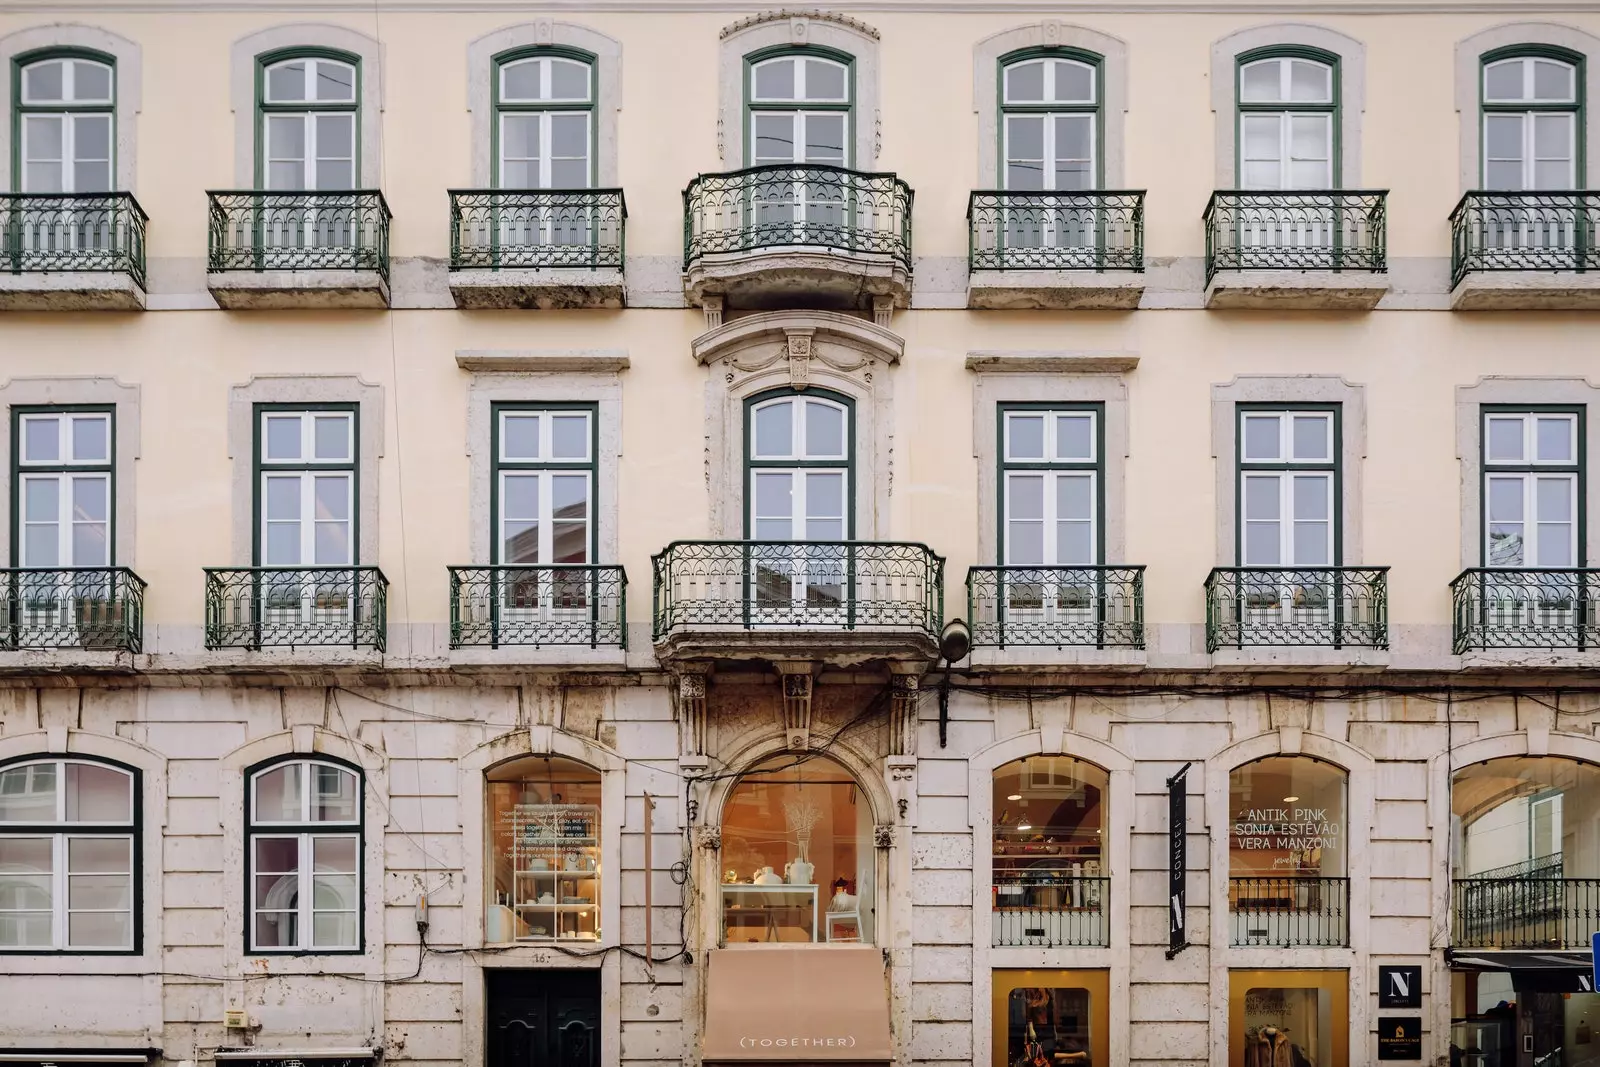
xmin=720 ymin=755 xmax=871 ymax=945
xmin=0 ymin=756 xmax=137 ymax=952
xmin=487 ymin=756 xmax=601 ymax=943
xmin=247 ymin=757 xmax=361 ymax=953
xmin=1228 ymin=756 xmax=1348 ymax=947
xmin=991 ymin=756 xmax=1107 ymax=948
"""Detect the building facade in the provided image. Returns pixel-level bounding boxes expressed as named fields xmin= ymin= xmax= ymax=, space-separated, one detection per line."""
xmin=2 ymin=2 xmax=1600 ymax=1067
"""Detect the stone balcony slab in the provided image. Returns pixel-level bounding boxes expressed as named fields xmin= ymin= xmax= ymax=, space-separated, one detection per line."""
xmin=966 ymin=270 xmax=1144 ymax=310
xmin=1204 ymin=270 xmax=1389 ymax=310
xmin=207 ymin=270 xmax=390 ymax=310
xmin=0 ymin=271 xmax=146 ymax=311
xmin=449 ymin=267 xmax=625 ymax=309
xmin=1451 ymin=271 xmax=1600 ymax=310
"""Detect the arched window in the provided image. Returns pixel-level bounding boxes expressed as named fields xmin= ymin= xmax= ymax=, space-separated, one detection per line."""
xmin=746 ymin=48 xmax=851 ymax=168
xmin=493 ymin=49 xmax=594 ymax=189
xmin=247 ymin=757 xmax=361 ymax=952
xmin=1227 ymin=755 xmax=1348 ymax=947
xmin=999 ymin=50 xmax=1100 ymax=191
xmin=0 ymin=756 xmax=137 ymax=951
xmin=15 ymin=51 xmax=115 ymax=193
xmin=486 ymin=756 xmax=601 ymax=943
xmin=1481 ymin=49 xmax=1581 ymax=190
xmin=720 ymin=754 xmax=871 ymax=945
xmin=1236 ymin=50 xmax=1338 ymax=190
xmin=745 ymin=389 xmax=852 ymax=541
xmin=258 ymin=51 xmax=358 ymax=189
xmin=991 ymin=755 xmax=1108 ymax=948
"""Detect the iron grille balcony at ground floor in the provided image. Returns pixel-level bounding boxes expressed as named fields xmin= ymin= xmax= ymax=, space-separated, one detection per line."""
xmin=204 ymin=567 xmax=388 ymax=651
xmin=992 ymin=870 xmax=1109 ymax=948
xmin=1450 ymin=191 xmax=1600 ymax=309
xmin=967 ymin=566 xmax=1144 ymax=650
xmin=449 ymin=565 xmax=626 ymax=649
xmin=1451 ymin=568 xmax=1600 ymax=653
xmin=0 ymin=192 xmax=148 ymax=310
xmin=0 ymin=567 xmax=145 ymax=652
xmin=205 ymin=190 xmax=391 ymax=309
xmin=1205 ymin=567 xmax=1389 ymax=652
xmin=1453 ymin=862 xmax=1600 ymax=949
xmin=1229 ymin=875 xmax=1350 ymax=947
xmin=1203 ymin=190 xmax=1389 ymax=309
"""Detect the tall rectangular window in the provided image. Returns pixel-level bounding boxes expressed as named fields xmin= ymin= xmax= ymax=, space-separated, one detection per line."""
xmin=999 ymin=405 xmax=1101 ymax=567
xmin=491 ymin=404 xmax=595 ymax=566
xmin=14 ymin=408 xmax=113 ymax=569
xmin=1237 ymin=407 xmax=1338 ymax=568
xmin=1482 ymin=408 xmax=1582 ymax=568
xmin=255 ymin=406 xmax=356 ymax=568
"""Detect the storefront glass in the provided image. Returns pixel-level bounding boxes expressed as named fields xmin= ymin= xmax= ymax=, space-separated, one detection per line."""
xmin=720 ymin=754 xmax=871 ymax=944
xmin=1451 ymin=970 xmax=1600 ymax=1067
xmin=486 ymin=755 xmax=601 ymax=943
xmin=1229 ymin=757 xmax=1349 ymax=947
xmin=1451 ymin=757 xmax=1600 ymax=880
xmin=992 ymin=969 xmax=1108 ymax=1067
xmin=991 ymin=756 xmax=1108 ymax=947
xmin=1229 ymin=970 xmax=1348 ymax=1067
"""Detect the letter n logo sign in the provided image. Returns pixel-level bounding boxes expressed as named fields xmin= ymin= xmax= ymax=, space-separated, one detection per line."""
xmin=1378 ymin=965 xmax=1422 ymax=1009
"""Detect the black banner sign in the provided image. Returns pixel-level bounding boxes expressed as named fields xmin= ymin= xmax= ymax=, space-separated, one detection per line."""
xmin=1377 ymin=1017 xmax=1422 ymax=1060
xmin=1166 ymin=762 xmax=1191 ymax=959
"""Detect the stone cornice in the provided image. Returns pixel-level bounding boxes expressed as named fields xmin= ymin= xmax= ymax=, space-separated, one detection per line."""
xmin=720 ymin=8 xmax=879 ymax=40
xmin=10 ymin=1 xmax=1590 ymax=13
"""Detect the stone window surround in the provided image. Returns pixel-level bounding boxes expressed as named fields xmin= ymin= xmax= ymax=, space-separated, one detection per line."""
xmin=0 ymin=23 xmax=141 ymax=194
xmin=1453 ymin=22 xmax=1600 ymax=193
xmin=718 ymin=11 xmax=880 ymax=169
xmin=229 ymin=376 xmax=384 ymax=567
xmin=972 ymin=21 xmax=1130 ymax=188
xmin=972 ymin=367 xmax=1130 ymax=566
xmin=466 ymin=20 xmax=622 ymax=188
xmin=1209 ymin=23 xmax=1365 ymax=189
xmin=466 ymin=369 xmax=623 ymax=566
xmin=1211 ymin=376 xmax=1367 ymax=567
xmin=230 ymin=23 xmax=384 ymax=187
xmin=0 ymin=377 xmax=139 ymax=568
xmin=1455 ymin=377 xmax=1600 ymax=571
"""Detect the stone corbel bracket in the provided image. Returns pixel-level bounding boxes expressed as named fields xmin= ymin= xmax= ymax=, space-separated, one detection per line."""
xmin=775 ymin=660 xmax=815 ymax=750
xmin=885 ymin=755 xmax=916 ymax=825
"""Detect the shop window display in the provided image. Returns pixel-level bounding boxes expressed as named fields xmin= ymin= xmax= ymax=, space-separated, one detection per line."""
xmin=992 ymin=969 xmax=1108 ymax=1067
xmin=1229 ymin=970 xmax=1348 ymax=1067
xmin=991 ymin=756 xmax=1108 ymax=947
xmin=1228 ymin=756 xmax=1348 ymax=947
xmin=719 ymin=755 xmax=871 ymax=944
xmin=486 ymin=755 xmax=601 ymax=943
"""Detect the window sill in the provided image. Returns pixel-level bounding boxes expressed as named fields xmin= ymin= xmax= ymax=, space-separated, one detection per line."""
xmin=0 ymin=271 xmax=146 ymax=312
xmin=448 ymin=266 xmax=624 ymax=310
xmin=967 ymin=646 xmax=1147 ymax=670
xmin=1210 ymin=646 xmax=1390 ymax=670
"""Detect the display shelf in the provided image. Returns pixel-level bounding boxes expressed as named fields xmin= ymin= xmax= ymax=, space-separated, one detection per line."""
xmin=498 ymin=802 xmax=601 ymax=942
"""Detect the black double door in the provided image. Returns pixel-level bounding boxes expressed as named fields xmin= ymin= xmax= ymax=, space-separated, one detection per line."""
xmin=486 ymin=969 xmax=601 ymax=1067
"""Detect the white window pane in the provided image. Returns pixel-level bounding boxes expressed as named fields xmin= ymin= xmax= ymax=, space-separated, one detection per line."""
xmin=502 ymin=414 xmax=539 ymax=459
xmin=311 ymin=911 xmax=357 ymax=948
xmin=265 ymin=477 xmax=301 ymax=521
xmin=1007 ymin=115 xmax=1045 ymax=163
xmin=24 ymin=417 xmax=60 ymax=463
xmin=503 ymin=520 xmax=537 ymax=564
xmin=74 ymin=61 xmax=112 ymax=102
xmin=502 ymin=59 xmax=540 ymax=100
xmin=315 ymin=160 xmax=353 ymax=191
xmin=551 ymin=113 xmax=588 ymax=160
xmin=1244 ymin=522 xmax=1281 ymax=565
xmin=265 ymin=523 xmax=300 ymax=565
xmin=550 ymin=157 xmax=587 ymax=188
xmin=254 ymin=836 xmax=300 ymax=874
xmin=68 ymin=909 xmax=129 ymax=949
xmin=1005 ymin=61 xmax=1044 ymax=103
xmin=1535 ymin=159 xmax=1572 ymax=189
xmin=1057 ymin=474 xmax=1093 ymax=522
xmin=1536 ymin=477 xmax=1572 ymax=523
xmin=72 ymin=476 xmax=109 ymax=523
xmin=267 ymin=62 xmax=307 ymax=102
xmin=1487 ymin=476 xmax=1524 ymax=522
xmin=1240 ymin=60 xmax=1280 ymax=103
xmin=754 ymin=58 xmax=795 ymax=100
xmin=1536 ymin=417 xmax=1574 ymax=463
xmin=69 ymin=872 xmax=131 ymax=911
xmin=72 ymin=522 xmax=108 ymax=568
xmin=313 ymin=767 xmax=357 ymax=822
xmin=805 ymin=471 xmax=844 ymax=521
xmin=265 ymin=415 xmax=302 ymax=461
xmin=1486 ymin=417 xmax=1525 ymax=463
xmin=0 ymin=838 xmax=53 ymax=878
xmin=23 ymin=113 xmax=65 ymax=160
xmin=1289 ymin=159 xmax=1330 ymax=188
xmin=550 ymin=59 xmax=589 ymax=100
xmin=25 ymin=478 xmax=58 ymax=522
xmin=23 ymin=526 xmax=57 ymax=568
xmin=267 ymin=158 xmax=305 ymax=191
xmin=1243 ymin=475 xmax=1280 ymax=520
xmin=313 ymin=476 xmax=348 ymax=522
xmin=754 ymin=402 xmax=793 ymax=458
xmin=71 ymin=416 xmax=109 ymax=463
xmin=1534 ymin=60 xmax=1574 ymax=102
xmin=315 ymin=61 xmax=355 ymax=102
xmin=805 ymin=59 xmax=846 ymax=101
xmin=253 ymin=906 xmax=298 ymax=948
xmin=1484 ymin=59 xmax=1524 ymax=101
xmin=1243 ymin=415 xmax=1281 ymax=460
xmin=1054 ymin=60 xmax=1094 ymax=103
xmin=1007 ymin=158 xmax=1044 ymax=191
xmin=314 ymin=835 xmax=358 ymax=872
xmin=1056 ymin=115 xmax=1093 ymax=163
xmin=1291 ymin=415 xmax=1330 ymax=461
xmin=1007 ymin=415 xmax=1045 ymax=460
xmin=501 ymin=474 xmax=538 ymax=520
xmin=1241 ymin=115 xmax=1282 ymax=163
xmin=315 ymin=116 xmax=353 ymax=162
xmin=1008 ymin=475 xmax=1044 ymax=521
xmin=1293 ymin=475 xmax=1330 ymax=521
xmin=551 ymin=415 xmax=589 ymax=459
xmin=67 ymin=837 xmax=129 ymax=872
xmin=73 ymin=160 xmax=110 ymax=194
xmin=23 ymin=60 xmax=65 ymax=102
xmin=74 ymin=115 xmax=111 ymax=163
xmin=1057 ymin=521 xmax=1093 ymax=566
xmin=0 ymin=764 xmax=57 ymax=822
xmin=1291 ymin=115 xmax=1330 ymax=161
xmin=1056 ymin=415 xmax=1093 ymax=460
xmin=1485 ymin=114 xmax=1524 ymax=164
xmin=64 ymin=764 xmax=130 ymax=822
xmin=804 ymin=401 xmax=844 ymax=458
xmin=1008 ymin=521 xmax=1044 ymax=566
xmin=313 ymin=416 xmax=350 ymax=461
xmin=253 ymin=765 xmax=302 ymax=821
xmin=1289 ymin=60 xmax=1331 ymax=103
xmin=804 ymin=114 xmax=845 ymax=164
xmin=1240 ymin=160 xmax=1279 ymax=190
xmin=1537 ymin=524 xmax=1574 ymax=567
xmin=1535 ymin=114 xmax=1573 ymax=162
xmin=1293 ymin=521 xmax=1330 ymax=566
xmin=552 ymin=475 xmax=588 ymax=523
xmin=501 ymin=115 xmax=540 ymax=166
xmin=314 ymin=523 xmax=349 ymax=565
xmin=754 ymin=472 xmax=793 ymax=521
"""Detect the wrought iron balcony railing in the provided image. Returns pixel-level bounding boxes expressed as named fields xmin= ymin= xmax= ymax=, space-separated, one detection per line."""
xmin=206 ymin=190 xmax=391 ymax=279
xmin=967 ymin=565 xmax=1144 ymax=650
xmin=0 ymin=568 xmax=146 ymax=652
xmin=1452 ymin=871 xmax=1600 ymax=949
xmin=683 ymin=164 xmax=913 ymax=270
xmin=993 ymin=870 xmax=1109 ymax=948
xmin=1204 ymin=190 xmax=1387 ymax=282
xmin=204 ymin=567 xmax=388 ymax=651
xmin=1229 ymin=876 xmax=1349 ymax=947
xmin=1 ymin=193 xmax=148 ymax=288
xmin=1450 ymin=568 xmax=1600 ymax=653
xmin=1450 ymin=191 xmax=1600 ymax=288
xmin=967 ymin=190 xmax=1144 ymax=272
xmin=448 ymin=189 xmax=625 ymax=271
xmin=449 ymin=565 xmax=626 ymax=650
xmin=651 ymin=540 xmax=942 ymax=640
xmin=1205 ymin=567 xmax=1388 ymax=652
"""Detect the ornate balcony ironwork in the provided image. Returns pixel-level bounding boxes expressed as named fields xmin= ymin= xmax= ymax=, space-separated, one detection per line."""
xmin=1229 ymin=875 xmax=1349 ymax=947
xmin=0 ymin=567 xmax=145 ymax=652
xmin=448 ymin=189 xmax=626 ymax=271
xmin=682 ymin=164 xmax=912 ymax=269
xmin=0 ymin=193 xmax=148 ymax=288
xmin=1203 ymin=190 xmax=1387 ymax=282
xmin=1205 ymin=567 xmax=1388 ymax=652
xmin=449 ymin=565 xmax=627 ymax=650
xmin=651 ymin=540 xmax=942 ymax=640
xmin=1450 ymin=191 xmax=1600 ymax=288
xmin=967 ymin=190 xmax=1144 ymax=272
xmin=993 ymin=871 xmax=1109 ymax=948
xmin=1451 ymin=567 xmax=1600 ymax=653
xmin=206 ymin=190 xmax=391 ymax=279
xmin=967 ymin=565 xmax=1144 ymax=650
xmin=1453 ymin=860 xmax=1600 ymax=949
xmin=204 ymin=567 xmax=388 ymax=651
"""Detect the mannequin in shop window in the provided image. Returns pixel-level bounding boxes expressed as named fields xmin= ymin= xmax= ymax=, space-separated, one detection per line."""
xmin=1243 ymin=1027 xmax=1315 ymax=1067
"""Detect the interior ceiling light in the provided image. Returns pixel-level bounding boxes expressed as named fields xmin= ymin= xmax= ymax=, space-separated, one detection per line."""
xmin=1283 ymin=796 xmax=1299 ymax=803
xmin=1007 ymin=794 xmax=1022 ymax=801
xmin=1017 ymin=823 xmax=1033 ymax=832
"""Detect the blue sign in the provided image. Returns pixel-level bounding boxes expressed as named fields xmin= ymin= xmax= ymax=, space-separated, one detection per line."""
xmin=1591 ymin=931 xmax=1600 ymax=991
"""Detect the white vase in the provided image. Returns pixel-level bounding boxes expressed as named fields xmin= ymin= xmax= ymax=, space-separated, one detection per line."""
xmin=787 ymin=859 xmax=815 ymax=885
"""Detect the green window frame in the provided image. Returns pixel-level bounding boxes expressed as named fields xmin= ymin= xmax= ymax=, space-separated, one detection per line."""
xmin=743 ymin=387 xmax=855 ymax=540
xmin=996 ymin=403 xmax=1104 ymax=567
xmin=1236 ymin=404 xmax=1341 ymax=567
xmin=1479 ymin=46 xmax=1585 ymax=190
xmin=489 ymin=402 xmax=599 ymax=566
xmin=1480 ymin=405 xmax=1585 ymax=569
xmin=1235 ymin=46 xmax=1340 ymax=190
xmin=491 ymin=46 xmax=596 ymax=189
xmin=245 ymin=754 xmax=363 ymax=955
xmin=743 ymin=44 xmax=854 ymax=168
xmin=11 ymin=405 xmax=115 ymax=569
xmin=254 ymin=47 xmax=361 ymax=189
xmin=252 ymin=403 xmax=359 ymax=568
xmin=997 ymin=47 xmax=1104 ymax=191
xmin=12 ymin=47 xmax=116 ymax=194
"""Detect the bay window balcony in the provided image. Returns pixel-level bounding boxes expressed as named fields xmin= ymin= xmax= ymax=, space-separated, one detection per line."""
xmin=205 ymin=190 xmax=391 ymax=309
xmin=0 ymin=192 xmax=147 ymax=310
xmin=0 ymin=567 xmax=145 ymax=652
xmin=1451 ymin=567 xmax=1600 ymax=653
xmin=1450 ymin=191 xmax=1600 ymax=309
xmin=447 ymin=189 xmax=626 ymax=309
xmin=1203 ymin=190 xmax=1389 ymax=309
xmin=967 ymin=565 xmax=1145 ymax=650
xmin=965 ymin=190 xmax=1145 ymax=309
xmin=650 ymin=540 xmax=942 ymax=665
xmin=1205 ymin=567 xmax=1389 ymax=651
xmin=204 ymin=566 xmax=387 ymax=651
xmin=681 ymin=165 xmax=912 ymax=313
xmin=449 ymin=564 xmax=626 ymax=650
